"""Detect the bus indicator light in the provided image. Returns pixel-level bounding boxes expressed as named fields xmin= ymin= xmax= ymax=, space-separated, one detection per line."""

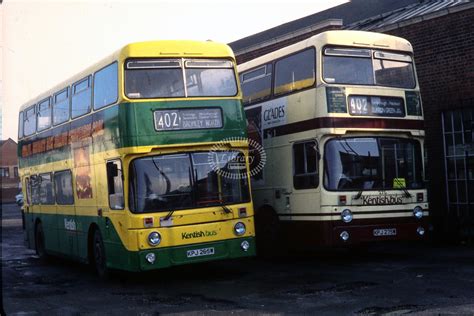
xmin=417 ymin=193 xmax=424 ymax=202
xmin=339 ymin=195 xmax=347 ymax=205
xmin=144 ymin=217 xmax=154 ymax=228
xmin=239 ymin=207 xmax=247 ymax=217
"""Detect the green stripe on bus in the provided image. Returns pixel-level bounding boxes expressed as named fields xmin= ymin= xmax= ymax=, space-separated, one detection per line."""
xmin=19 ymin=99 xmax=247 ymax=168
xmin=24 ymin=212 xmax=255 ymax=272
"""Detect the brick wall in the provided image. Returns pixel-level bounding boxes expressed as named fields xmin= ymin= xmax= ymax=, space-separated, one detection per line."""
xmin=384 ymin=8 xmax=474 ymax=235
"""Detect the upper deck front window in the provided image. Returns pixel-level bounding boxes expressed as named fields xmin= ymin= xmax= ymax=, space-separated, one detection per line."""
xmin=323 ymin=47 xmax=416 ymax=89
xmin=125 ymin=58 xmax=237 ymax=99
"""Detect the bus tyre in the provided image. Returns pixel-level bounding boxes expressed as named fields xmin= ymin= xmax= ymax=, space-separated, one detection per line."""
xmin=92 ymin=229 xmax=109 ymax=279
xmin=255 ymin=208 xmax=281 ymax=257
xmin=35 ymin=222 xmax=47 ymax=260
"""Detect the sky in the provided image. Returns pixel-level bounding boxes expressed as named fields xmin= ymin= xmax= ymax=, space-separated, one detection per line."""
xmin=1 ymin=0 xmax=347 ymax=141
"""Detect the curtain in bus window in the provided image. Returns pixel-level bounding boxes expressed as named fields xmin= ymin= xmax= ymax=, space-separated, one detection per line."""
xmin=274 ymin=49 xmax=315 ymax=96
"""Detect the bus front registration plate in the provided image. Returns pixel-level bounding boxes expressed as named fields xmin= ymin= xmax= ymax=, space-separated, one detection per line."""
xmin=373 ymin=228 xmax=397 ymax=237
xmin=187 ymin=247 xmax=215 ymax=258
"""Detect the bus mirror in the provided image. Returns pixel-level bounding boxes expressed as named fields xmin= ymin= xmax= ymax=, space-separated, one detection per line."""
xmin=107 ymin=162 xmax=118 ymax=178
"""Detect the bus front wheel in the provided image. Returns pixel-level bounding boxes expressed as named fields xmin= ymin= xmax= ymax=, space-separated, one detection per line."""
xmin=92 ymin=229 xmax=109 ymax=279
xmin=255 ymin=207 xmax=282 ymax=257
xmin=35 ymin=221 xmax=47 ymax=259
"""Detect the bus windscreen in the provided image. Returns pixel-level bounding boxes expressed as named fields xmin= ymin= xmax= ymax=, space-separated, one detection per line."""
xmin=323 ymin=48 xmax=416 ymax=89
xmin=129 ymin=151 xmax=250 ymax=213
xmin=324 ymin=137 xmax=423 ymax=191
xmin=125 ymin=58 xmax=237 ymax=98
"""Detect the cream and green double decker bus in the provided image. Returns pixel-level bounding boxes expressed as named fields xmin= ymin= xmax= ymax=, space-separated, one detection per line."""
xmin=18 ymin=40 xmax=255 ymax=277
xmin=238 ymin=30 xmax=429 ymax=252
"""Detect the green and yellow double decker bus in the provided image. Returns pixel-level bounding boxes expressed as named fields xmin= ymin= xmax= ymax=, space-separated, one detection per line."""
xmin=18 ymin=40 xmax=255 ymax=276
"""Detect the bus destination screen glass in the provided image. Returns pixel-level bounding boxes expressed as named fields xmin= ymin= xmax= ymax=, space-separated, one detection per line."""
xmin=324 ymin=137 xmax=423 ymax=191
xmin=129 ymin=151 xmax=250 ymax=213
xmin=125 ymin=58 xmax=237 ymax=98
xmin=348 ymin=95 xmax=405 ymax=117
xmin=323 ymin=48 xmax=416 ymax=89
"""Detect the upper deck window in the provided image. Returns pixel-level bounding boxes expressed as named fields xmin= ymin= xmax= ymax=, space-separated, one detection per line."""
xmin=125 ymin=58 xmax=237 ymax=99
xmin=53 ymin=87 xmax=70 ymax=125
xmin=240 ymin=64 xmax=272 ymax=105
xmin=94 ymin=62 xmax=118 ymax=110
xmin=323 ymin=47 xmax=416 ymax=89
xmin=24 ymin=105 xmax=37 ymax=136
xmin=274 ymin=49 xmax=315 ymax=96
xmin=185 ymin=59 xmax=237 ymax=97
xmin=18 ymin=112 xmax=24 ymax=139
xmin=37 ymin=98 xmax=52 ymax=131
xmin=72 ymin=76 xmax=92 ymax=118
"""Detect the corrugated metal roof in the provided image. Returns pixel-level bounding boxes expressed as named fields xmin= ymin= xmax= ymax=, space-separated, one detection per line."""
xmin=346 ymin=0 xmax=471 ymax=31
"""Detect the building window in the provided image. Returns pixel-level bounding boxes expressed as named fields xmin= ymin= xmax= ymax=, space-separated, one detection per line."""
xmin=94 ymin=62 xmax=118 ymax=110
xmin=0 ymin=167 xmax=9 ymax=178
xmin=293 ymin=141 xmax=319 ymax=190
xmin=442 ymin=108 xmax=474 ymax=216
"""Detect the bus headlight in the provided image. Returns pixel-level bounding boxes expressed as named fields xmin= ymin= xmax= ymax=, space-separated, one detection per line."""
xmin=241 ymin=240 xmax=250 ymax=251
xmin=341 ymin=209 xmax=353 ymax=223
xmin=417 ymin=226 xmax=425 ymax=236
xmin=145 ymin=253 xmax=156 ymax=264
xmin=340 ymin=231 xmax=350 ymax=242
xmin=148 ymin=231 xmax=161 ymax=246
xmin=234 ymin=222 xmax=246 ymax=236
xmin=413 ymin=206 xmax=423 ymax=219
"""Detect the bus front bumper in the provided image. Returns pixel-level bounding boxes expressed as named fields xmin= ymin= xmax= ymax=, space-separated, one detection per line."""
xmin=332 ymin=217 xmax=430 ymax=245
xmin=137 ymin=237 xmax=256 ymax=271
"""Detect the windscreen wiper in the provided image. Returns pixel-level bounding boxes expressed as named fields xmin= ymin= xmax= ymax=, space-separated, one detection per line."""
xmin=217 ymin=199 xmax=232 ymax=214
xmin=163 ymin=209 xmax=175 ymax=221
